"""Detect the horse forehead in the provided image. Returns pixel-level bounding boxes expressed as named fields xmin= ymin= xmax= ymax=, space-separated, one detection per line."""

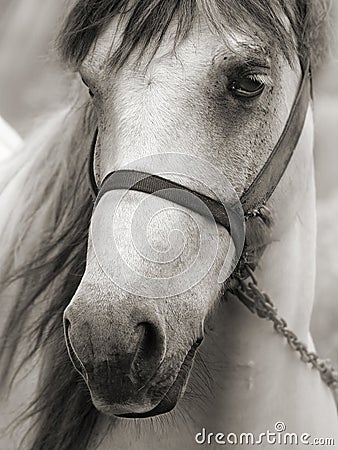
xmin=81 ymin=15 xmax=266 ymax=82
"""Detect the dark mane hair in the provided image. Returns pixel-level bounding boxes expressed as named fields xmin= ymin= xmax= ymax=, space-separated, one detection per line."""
xmin=58 ymin=0 xmax=330 ymax=71
xmin=0 ymin=1 xmax=330 ymax=450
xmin=0 ymin=103 xmax=100 ymax=450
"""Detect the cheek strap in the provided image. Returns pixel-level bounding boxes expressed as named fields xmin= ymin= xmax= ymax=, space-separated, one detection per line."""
xmin=240 ymin=59 xmax=311 ymax=213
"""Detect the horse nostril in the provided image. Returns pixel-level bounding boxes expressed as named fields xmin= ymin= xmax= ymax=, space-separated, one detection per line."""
xmin=63 ymin=317 xmax=86 ymax=378
xmin=138 ymin=323 xmax=158 ymax=359
xmin=64 ymin=318 xmax=73 ymax=350
xmin=132 ymin=322 xmax=166 ymax=379
xmin=64 ymin=317 xmax=70 ymax=336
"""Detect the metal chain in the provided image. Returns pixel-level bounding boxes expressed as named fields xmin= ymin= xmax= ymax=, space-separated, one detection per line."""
xmin=231 ymin=262 xmax=338 ymax=393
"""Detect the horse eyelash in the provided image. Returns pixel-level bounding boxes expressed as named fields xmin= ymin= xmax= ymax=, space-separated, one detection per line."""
xmin=246 ymin=73 xmax=273 ymax=87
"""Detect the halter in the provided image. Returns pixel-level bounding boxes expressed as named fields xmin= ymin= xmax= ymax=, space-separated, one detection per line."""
xmin=87 ymin=59 xmax=338 ymax=391
xmin=89 ymin=60 xmax=311 ymax=222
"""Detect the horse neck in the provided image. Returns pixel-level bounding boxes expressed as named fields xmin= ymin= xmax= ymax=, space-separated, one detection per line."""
xmin=185 ymin=114 xmax=338 ymax=440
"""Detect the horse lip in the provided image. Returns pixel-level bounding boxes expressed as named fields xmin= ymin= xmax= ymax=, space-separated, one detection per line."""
xmin=117 ymin=338 xmax=203 ymax=419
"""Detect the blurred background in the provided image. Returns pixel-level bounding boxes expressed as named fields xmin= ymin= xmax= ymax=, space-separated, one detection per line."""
xmin=0 ymin=1 xmax=337 ymax=364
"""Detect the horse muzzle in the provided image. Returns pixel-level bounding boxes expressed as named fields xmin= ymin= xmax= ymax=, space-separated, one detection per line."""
xmin=63 ymin=298 xmax=201 ymax=418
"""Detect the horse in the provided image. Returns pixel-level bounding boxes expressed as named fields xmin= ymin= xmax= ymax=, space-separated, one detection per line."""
xmin=0 ymin=1 xmax=337 ymax=449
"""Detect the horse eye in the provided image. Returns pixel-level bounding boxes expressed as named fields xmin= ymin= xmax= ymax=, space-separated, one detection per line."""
xmin=230 ymin=76 xmax=265 ymax=99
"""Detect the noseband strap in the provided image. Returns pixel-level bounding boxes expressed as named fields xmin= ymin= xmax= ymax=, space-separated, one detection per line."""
xmin=88 ymin=60 xmax=311 ymax=225
xmin=95 ymin=169 xmax=233 ymax=232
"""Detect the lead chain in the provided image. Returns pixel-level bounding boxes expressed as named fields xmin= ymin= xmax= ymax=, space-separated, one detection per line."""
xmin=232 ymin=263 xmax=338 ymax=394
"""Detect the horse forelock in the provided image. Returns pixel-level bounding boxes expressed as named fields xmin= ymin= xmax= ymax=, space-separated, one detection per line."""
xmin=58 ymin=0 xmax=329 ymax=72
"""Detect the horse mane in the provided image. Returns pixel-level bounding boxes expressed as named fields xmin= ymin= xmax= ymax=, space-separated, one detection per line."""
xmin=0 ymin=99 xmax=101 ymax=449
xmin=0 ymin=1 xmax=331 ymax=449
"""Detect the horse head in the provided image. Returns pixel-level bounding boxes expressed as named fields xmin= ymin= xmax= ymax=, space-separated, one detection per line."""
xmin=63 ymin=4 xmax=310 ymax=418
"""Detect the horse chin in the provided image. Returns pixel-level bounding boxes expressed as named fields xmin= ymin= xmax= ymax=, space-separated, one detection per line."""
xmin=92 ymin=342 xmax=199 ymax=419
